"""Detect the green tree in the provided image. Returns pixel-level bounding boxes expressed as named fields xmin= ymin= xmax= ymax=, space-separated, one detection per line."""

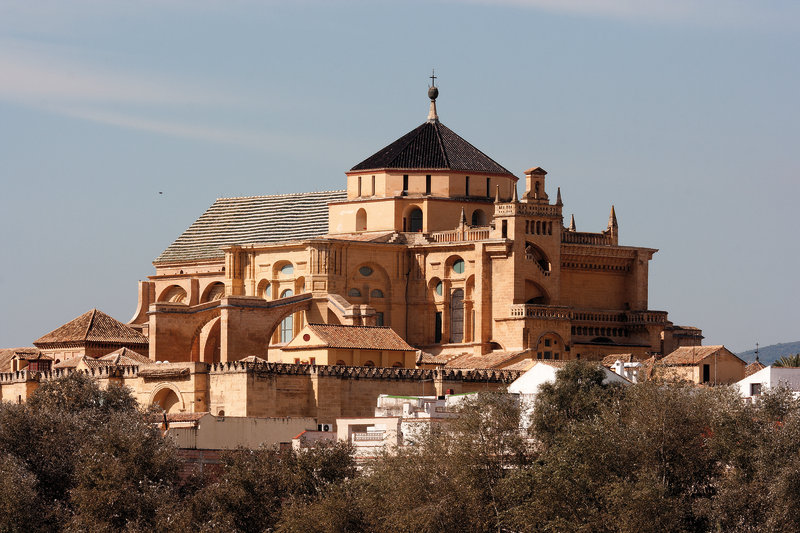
xmin=530 ymin=360 xmax=621 ymax=447
xmin=0 ymin=373 xmax=180 ymax=532
xmin=185 ymin=441 xmax=356 ymax=533
xmin=772 ymin=353 xmax=800 ymax=367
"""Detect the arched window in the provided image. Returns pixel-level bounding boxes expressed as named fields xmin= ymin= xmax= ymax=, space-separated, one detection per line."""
xmin=409 ymin=207 xmax=423 ymax=232
xmin=392 ymin=361 xmax=403 ymax=368
xmin=280 ymin=289 xmax=294 ymax=343
xmin=280 ymin=263 xmax=294 ymax=275
xmin=471 ymin=209 xmax=486 ymax=226
xmin=356 ymin=208 xmax=367 ymax=232
xmin=450 ymin=289 xmax=464 ymax=343
xmin=348 ymin=288 xmax=362 ymax=297
xmin=363 ymin=360 xmax=375 ymax=367
xmin=359 ymin=266 xmax=373 ymax=276
xmin=435 ymin=281 xmax=443 ymax=296
xmin=452 ymin=259 xmax=465 ymax=275
xmin=370 ymin=289 xmax=384 ymax=298
xmin=258 ymin=281 xmax=271 ymax=299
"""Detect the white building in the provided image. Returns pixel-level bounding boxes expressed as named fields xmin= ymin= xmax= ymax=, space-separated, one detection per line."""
xmin=736 ymin=366 xmax=800 ymax=401
xmin=508 ymin=361 xmax=630 ymax=428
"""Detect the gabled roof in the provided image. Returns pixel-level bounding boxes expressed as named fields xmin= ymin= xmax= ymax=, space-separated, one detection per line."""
xmin=99 ymin=347 xmax=152 ymax=365
xmin=33 ymin=309 xmax=148 ymax=347
xmin=660 ymin=345 xmax=745 ymax=366
xmin=0 ymin=348 xmax=42 ymax=370
xmin=601 ymin=353 xmax=638 ymax=367
xmin=444 ymin=350 xmax=531 ymax=370
xmin=285 ymin=324 xmax=414 ymax=352
xmin=155 ymin=190 xmax=347 ymax=264
xmin=745 ymin=360 xmax=766 ymax=377
xmin=350 ymin=121 xmax=513 ymax=175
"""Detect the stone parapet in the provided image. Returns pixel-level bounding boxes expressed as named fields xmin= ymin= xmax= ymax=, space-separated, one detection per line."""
xmin=495 ymin=203 xmax=561 ymax=217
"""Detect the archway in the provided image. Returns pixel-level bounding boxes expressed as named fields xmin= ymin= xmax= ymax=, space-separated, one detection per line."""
xmin=201 ymin=282 xmax=225 ymax=303
xmin=524 ymin=280 xmax=550 ymax=305
xmin=409 ymin=207 xmax=423 ymax=232
xmin=159 ymin=285 xmax=187 ymax=303
xmin=535 ymin=332 xmax=565 ymax=360
xmin=356 ymin=208 xmax=367 ymax=232
xmin=150 ymin=384 xmax=184 ymax=414
xmin=199 ymin=317 xmax=221 ymax=363
xmin=471 ymin=209 xmax=486 ymax=226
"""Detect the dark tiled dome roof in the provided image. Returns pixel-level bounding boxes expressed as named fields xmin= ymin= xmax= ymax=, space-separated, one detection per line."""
xmin=350 ymin=121 xmax=512 ymax=175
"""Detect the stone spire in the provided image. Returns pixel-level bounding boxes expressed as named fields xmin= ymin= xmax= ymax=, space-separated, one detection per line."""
xmin=556 ymin=187 xmax=563 ymax=207
xmin=568 ymin=214 xmax=576 ymax=232
xmin=459 ymin=206 xmax=467 ymax=226
xmin=511 ymin=184 xmax=518 ymax=202
xmin=494 ymin=184 xmax=501 ymax=204
xmin=427 ymin=70 xmax=439 ymax=123
xmin=608 ymin=205 xmax=618 ymax=230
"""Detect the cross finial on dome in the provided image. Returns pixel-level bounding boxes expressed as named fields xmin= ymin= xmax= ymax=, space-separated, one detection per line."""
xmin=427 ymin=69 xmax=439 ymax=123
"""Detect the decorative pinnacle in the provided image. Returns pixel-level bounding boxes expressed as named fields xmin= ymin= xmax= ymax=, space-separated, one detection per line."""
xmin=460 ymin=207 xmax=467 ymax=226
xmin=556 ymin=187 xmax=563 ymax=207
xmin=494 ymin=184 xmax=501 ymax=204
xmin=568 ymin=214 xmax=576 ymax=232
xmin=427 ymin=69 xmax=439 ymax=123
xmin=608 ymin=205 xmax=618 ymax=228
xmin=511 ymin=184 xmax=519 ymax=202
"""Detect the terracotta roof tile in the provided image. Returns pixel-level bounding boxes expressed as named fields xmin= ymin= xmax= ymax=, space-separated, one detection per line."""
xmin=289 ymin=324 xmax=414 ymax=352
xmin=745 ymin=361 xmax=766 ymax=377
xmin=660 ymin=345 xmax=744 ymax=366
xmin=99 ymin=347 xmax=152 ymax=366
xmin=155 ymin=190 xmax=347 ymax=264
xmin=601 ymin=353 xmax=638 ymax=367
xmin=351 ymin=121 xmax=513 ymax=175
xmin=0 ymin=348 xmax=39 ymax=372
xmin=445 ymin=350 xmax=530 ymax=370
xmin=33 ymin=309 xmax=148 ymax=347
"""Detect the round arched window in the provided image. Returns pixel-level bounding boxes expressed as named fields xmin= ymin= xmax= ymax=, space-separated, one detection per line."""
xmin=453 ymin=259 xmax=465 ymax=274
xmin=370 ymin=289 xmax=384 ymax=298
xmin=280 ymin=263 xmax=294 ymax=275
xmin=359 ymin=266 xmax=373 ymax=276
xmin=435 ymin=282 xmax=443 ymax=296
xmin=348 ymin=288 xmax=362 ymax=297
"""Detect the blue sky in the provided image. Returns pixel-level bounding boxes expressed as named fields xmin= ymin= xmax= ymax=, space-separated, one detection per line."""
xmin=1 ymin=1 xmax=798 ymax=353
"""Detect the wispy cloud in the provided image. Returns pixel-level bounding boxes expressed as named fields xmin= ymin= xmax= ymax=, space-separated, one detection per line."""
xmin=0 ymin=39 xmax=229 ymax=107
xmin=56 ymin=106 xmax=275 ymax=149
xmin=0 ymin=38 xmax=282 ymax=150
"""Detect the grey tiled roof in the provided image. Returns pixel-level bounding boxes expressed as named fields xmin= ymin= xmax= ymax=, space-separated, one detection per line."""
xmin=351 ymin=121 xmax=513 ymax=175
xmin=155 ymin=190 xmax=347 ymax=264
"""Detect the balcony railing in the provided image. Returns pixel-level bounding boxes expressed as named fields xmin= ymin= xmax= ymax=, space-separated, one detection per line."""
xmin=509 ymin=305 xmax=668 ymax=325
xmin=352 ymin=432 xmax=385 ymax=442
xmin=429 ymin=226 xmax=491 ymax=243
xmin=561 ymin=231 xmax=615 ymax=245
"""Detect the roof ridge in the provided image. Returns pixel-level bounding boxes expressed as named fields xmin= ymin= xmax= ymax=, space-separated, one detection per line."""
xmin=216 ymin=189 xmax=346 ymax=201
xmin=433 ymin=122 xmax=450 ymax=168
xmin=85 ymin=309 xmax=97 ymax=341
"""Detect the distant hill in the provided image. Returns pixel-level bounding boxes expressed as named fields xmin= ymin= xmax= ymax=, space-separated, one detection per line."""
xmin=738 ymin=341 xmax=800 ymax=365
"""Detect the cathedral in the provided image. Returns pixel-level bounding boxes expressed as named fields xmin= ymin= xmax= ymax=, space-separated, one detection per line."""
xmin=0 ymin=81 xmax=708 ymax=418
xmin=126 ymin=82 xmax=701 ymax=370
